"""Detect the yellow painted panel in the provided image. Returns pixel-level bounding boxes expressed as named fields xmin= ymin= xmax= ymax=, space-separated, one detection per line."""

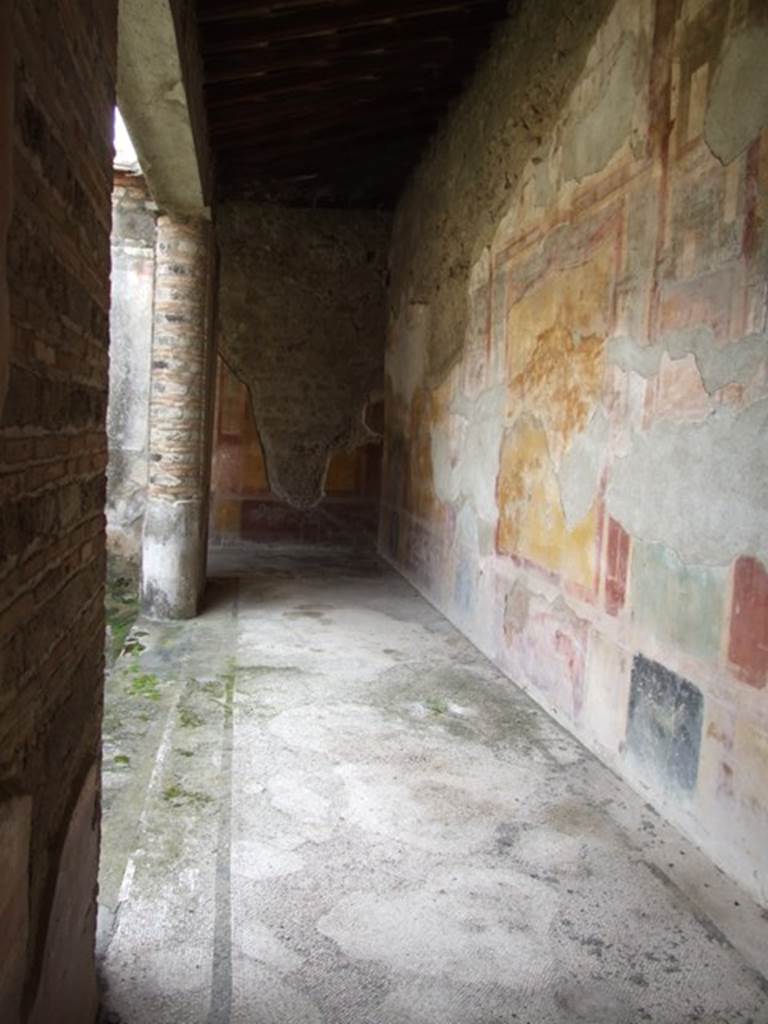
xmin=497 ymin=417 xmax=598 ymax=590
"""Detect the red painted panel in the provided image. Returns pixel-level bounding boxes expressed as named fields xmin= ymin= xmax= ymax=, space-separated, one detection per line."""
xmin=605 ymin=518 xmax=631 ymax=617
xmin=728 ymin=556 xmax=768 ymax=689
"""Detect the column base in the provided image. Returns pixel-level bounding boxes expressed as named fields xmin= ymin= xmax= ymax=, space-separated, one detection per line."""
xmin=141 ymin=498 xmax=205 ymax=619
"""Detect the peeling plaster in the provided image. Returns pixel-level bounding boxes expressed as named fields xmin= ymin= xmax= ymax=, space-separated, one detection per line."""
xmin=454 ymin=387 xmax=507 ymax=524
xmin=558 ymin=409 xmax=609 ymax=528
xmin=561 ymin=31 xmax=642 ymax=183
xmin=607 ymin=399 xmax=768 ymax=566
xmin=704 ymin=24 xmax=768 ymax=165
xmin=607 ymin=329 xmax=767 ymax=394
xmin=387 ymin=302 xmax=429 ymax=408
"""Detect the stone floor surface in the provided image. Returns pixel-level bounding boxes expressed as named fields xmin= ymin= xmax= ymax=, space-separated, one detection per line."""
xmin=98 ymin=545 xmax=768 ymax=1024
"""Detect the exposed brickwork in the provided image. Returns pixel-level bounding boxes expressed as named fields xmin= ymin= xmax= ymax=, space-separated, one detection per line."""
xmin=0 ymin=0 xmax=117 ymax=1018
xmin=142 ymin=213 xmax=215 ymax=620
xmin=148 ymin=215 xmax=211 ymax=502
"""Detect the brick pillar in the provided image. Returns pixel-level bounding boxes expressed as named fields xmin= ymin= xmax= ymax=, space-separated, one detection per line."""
xmin=141 ymin=214 xmax=214 ymax=619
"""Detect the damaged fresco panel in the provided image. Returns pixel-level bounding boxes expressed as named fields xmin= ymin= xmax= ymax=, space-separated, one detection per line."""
xmin=502 ymin=584 xmax=589 ymax=722
xmin=630 ymin=541 xmax=726 ymax=662
xmin=381 ymin=0 xmax=768 ymax=900
xmin=626 ymin=655 xmax=704 ymax=795
xmin=494 ymin=222 xmax=618 ymax=592
xmin=496 ymin=416 xmax=599 ymax=593
xmin=505 ymin=234 xmax=614 ymax=458
xmin=697 ymin=707 xmax=768 ymax=901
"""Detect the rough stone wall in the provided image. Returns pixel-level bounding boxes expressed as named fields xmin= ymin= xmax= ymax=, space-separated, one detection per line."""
xmin=217 ymin=203 xmax=389 ymax=509
xmin=383 ymin=0 xmax=768 ymax=904
xmin=210 ymin=356 xmax=382 ymax=546
xmin=0 ymin=0 xmax=117 ymax=1020
xmin=107 ymin=173 xmax=156 ymax=563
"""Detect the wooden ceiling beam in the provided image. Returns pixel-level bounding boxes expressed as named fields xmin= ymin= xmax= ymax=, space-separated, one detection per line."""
xmin=200 ymin=10 xmax=493 ymax=55
xmin=209 ymin=96 xmax=443 ymax=141
xmin=201 ymin=24 xmax=456 ymax=57
xmin=217 ymin=121 xmax=428 ymax=166
xmin=211 ymin=105 xmax=440 ymax=150
xmin=205 ymin=75 xmax=436 ymax=113
xmin=197 ymin=0 xmax=511 ymax=205
xmin=198 ymin=0 xmax=495 ymax=27
xmin=203 ymin=41 xmax=460 ymax=84
xmin=197 ymin=3 xmax=495 ymax=50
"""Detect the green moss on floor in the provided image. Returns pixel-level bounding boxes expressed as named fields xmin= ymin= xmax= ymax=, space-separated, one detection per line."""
xmin=105 ymin=553 xmax=140 ymax=664
xmin=162 ymin=782 xmax=212 ymax=807
xmin=425 ymin=696 xmax=449 ymax=716
xmin=178 ymin=706 xmax=204 ymax=729
xmin=127 ymin=671 xmax=162 ymax=701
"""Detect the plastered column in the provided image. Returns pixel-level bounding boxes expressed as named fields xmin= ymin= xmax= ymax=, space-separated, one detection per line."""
xmin=142 ymin=214 xmax=213 ymax=619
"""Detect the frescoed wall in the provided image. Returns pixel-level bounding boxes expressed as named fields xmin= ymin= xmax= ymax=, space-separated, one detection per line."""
xmin=382 ymin=0 xmax=768 ymax=903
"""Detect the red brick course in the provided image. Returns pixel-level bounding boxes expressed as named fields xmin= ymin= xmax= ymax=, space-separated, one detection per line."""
xmin=0 ymin=0 xmax=117 ymax=1016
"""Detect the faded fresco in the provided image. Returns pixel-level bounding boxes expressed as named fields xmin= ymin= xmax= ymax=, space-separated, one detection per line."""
xmin=382 ymin=0 xmax=768 ymax=903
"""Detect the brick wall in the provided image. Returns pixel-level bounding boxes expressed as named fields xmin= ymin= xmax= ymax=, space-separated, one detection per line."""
xmin=0 ymin=0 xmax=117 ymax=1019
xmin=141 ymin=213 xmax=216 ymax=619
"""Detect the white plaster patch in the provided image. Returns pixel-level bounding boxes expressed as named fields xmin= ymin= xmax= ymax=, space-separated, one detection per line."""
xmin=268 ymin=703 xmax=426 ymax=761
xmin=558 ymin=408 xmax=609 ymax=528
xmin=267 ymin=771 xmax=334 ymax=841
xmin=606 ymin=399 xmax=768 ymax=565
xmin=234 ymin=921 xmax=304 ymax=972
xmin=430 ymin=413 xmax=465 ymax=504
xmin=436 ymin=384 xmax=506 ymax=525
xmin=705 ymin=24 xmax=768 ymax=164
xmin=607 ymin=329 xmax=768 ymax=394
xmin=317 ymin=869 xmax=558 ymax=986
xmin=231 ymin=959 xmax=322 ymax=1024
xmin=336 ymin=752 xmax=539 ymax=854
xmin=386 ymin=301 xmax=429 ymax=404
xmin=231 ymin=840 xmax=304 ymax=882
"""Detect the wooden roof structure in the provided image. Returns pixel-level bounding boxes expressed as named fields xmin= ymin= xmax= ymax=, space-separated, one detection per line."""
xmin=196 ymin=0 xmax=511 ymax=206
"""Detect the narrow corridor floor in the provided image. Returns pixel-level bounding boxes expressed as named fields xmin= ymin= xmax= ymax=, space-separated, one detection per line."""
xmin=98 ymin=546 xmax=768 ymax=1024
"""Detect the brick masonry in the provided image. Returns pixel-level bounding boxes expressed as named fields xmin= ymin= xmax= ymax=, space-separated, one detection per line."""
xmin=141 ymin=213 xmax=216 ymax=619
xmin=0 ymin=0 xmax=117 ymax=1019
